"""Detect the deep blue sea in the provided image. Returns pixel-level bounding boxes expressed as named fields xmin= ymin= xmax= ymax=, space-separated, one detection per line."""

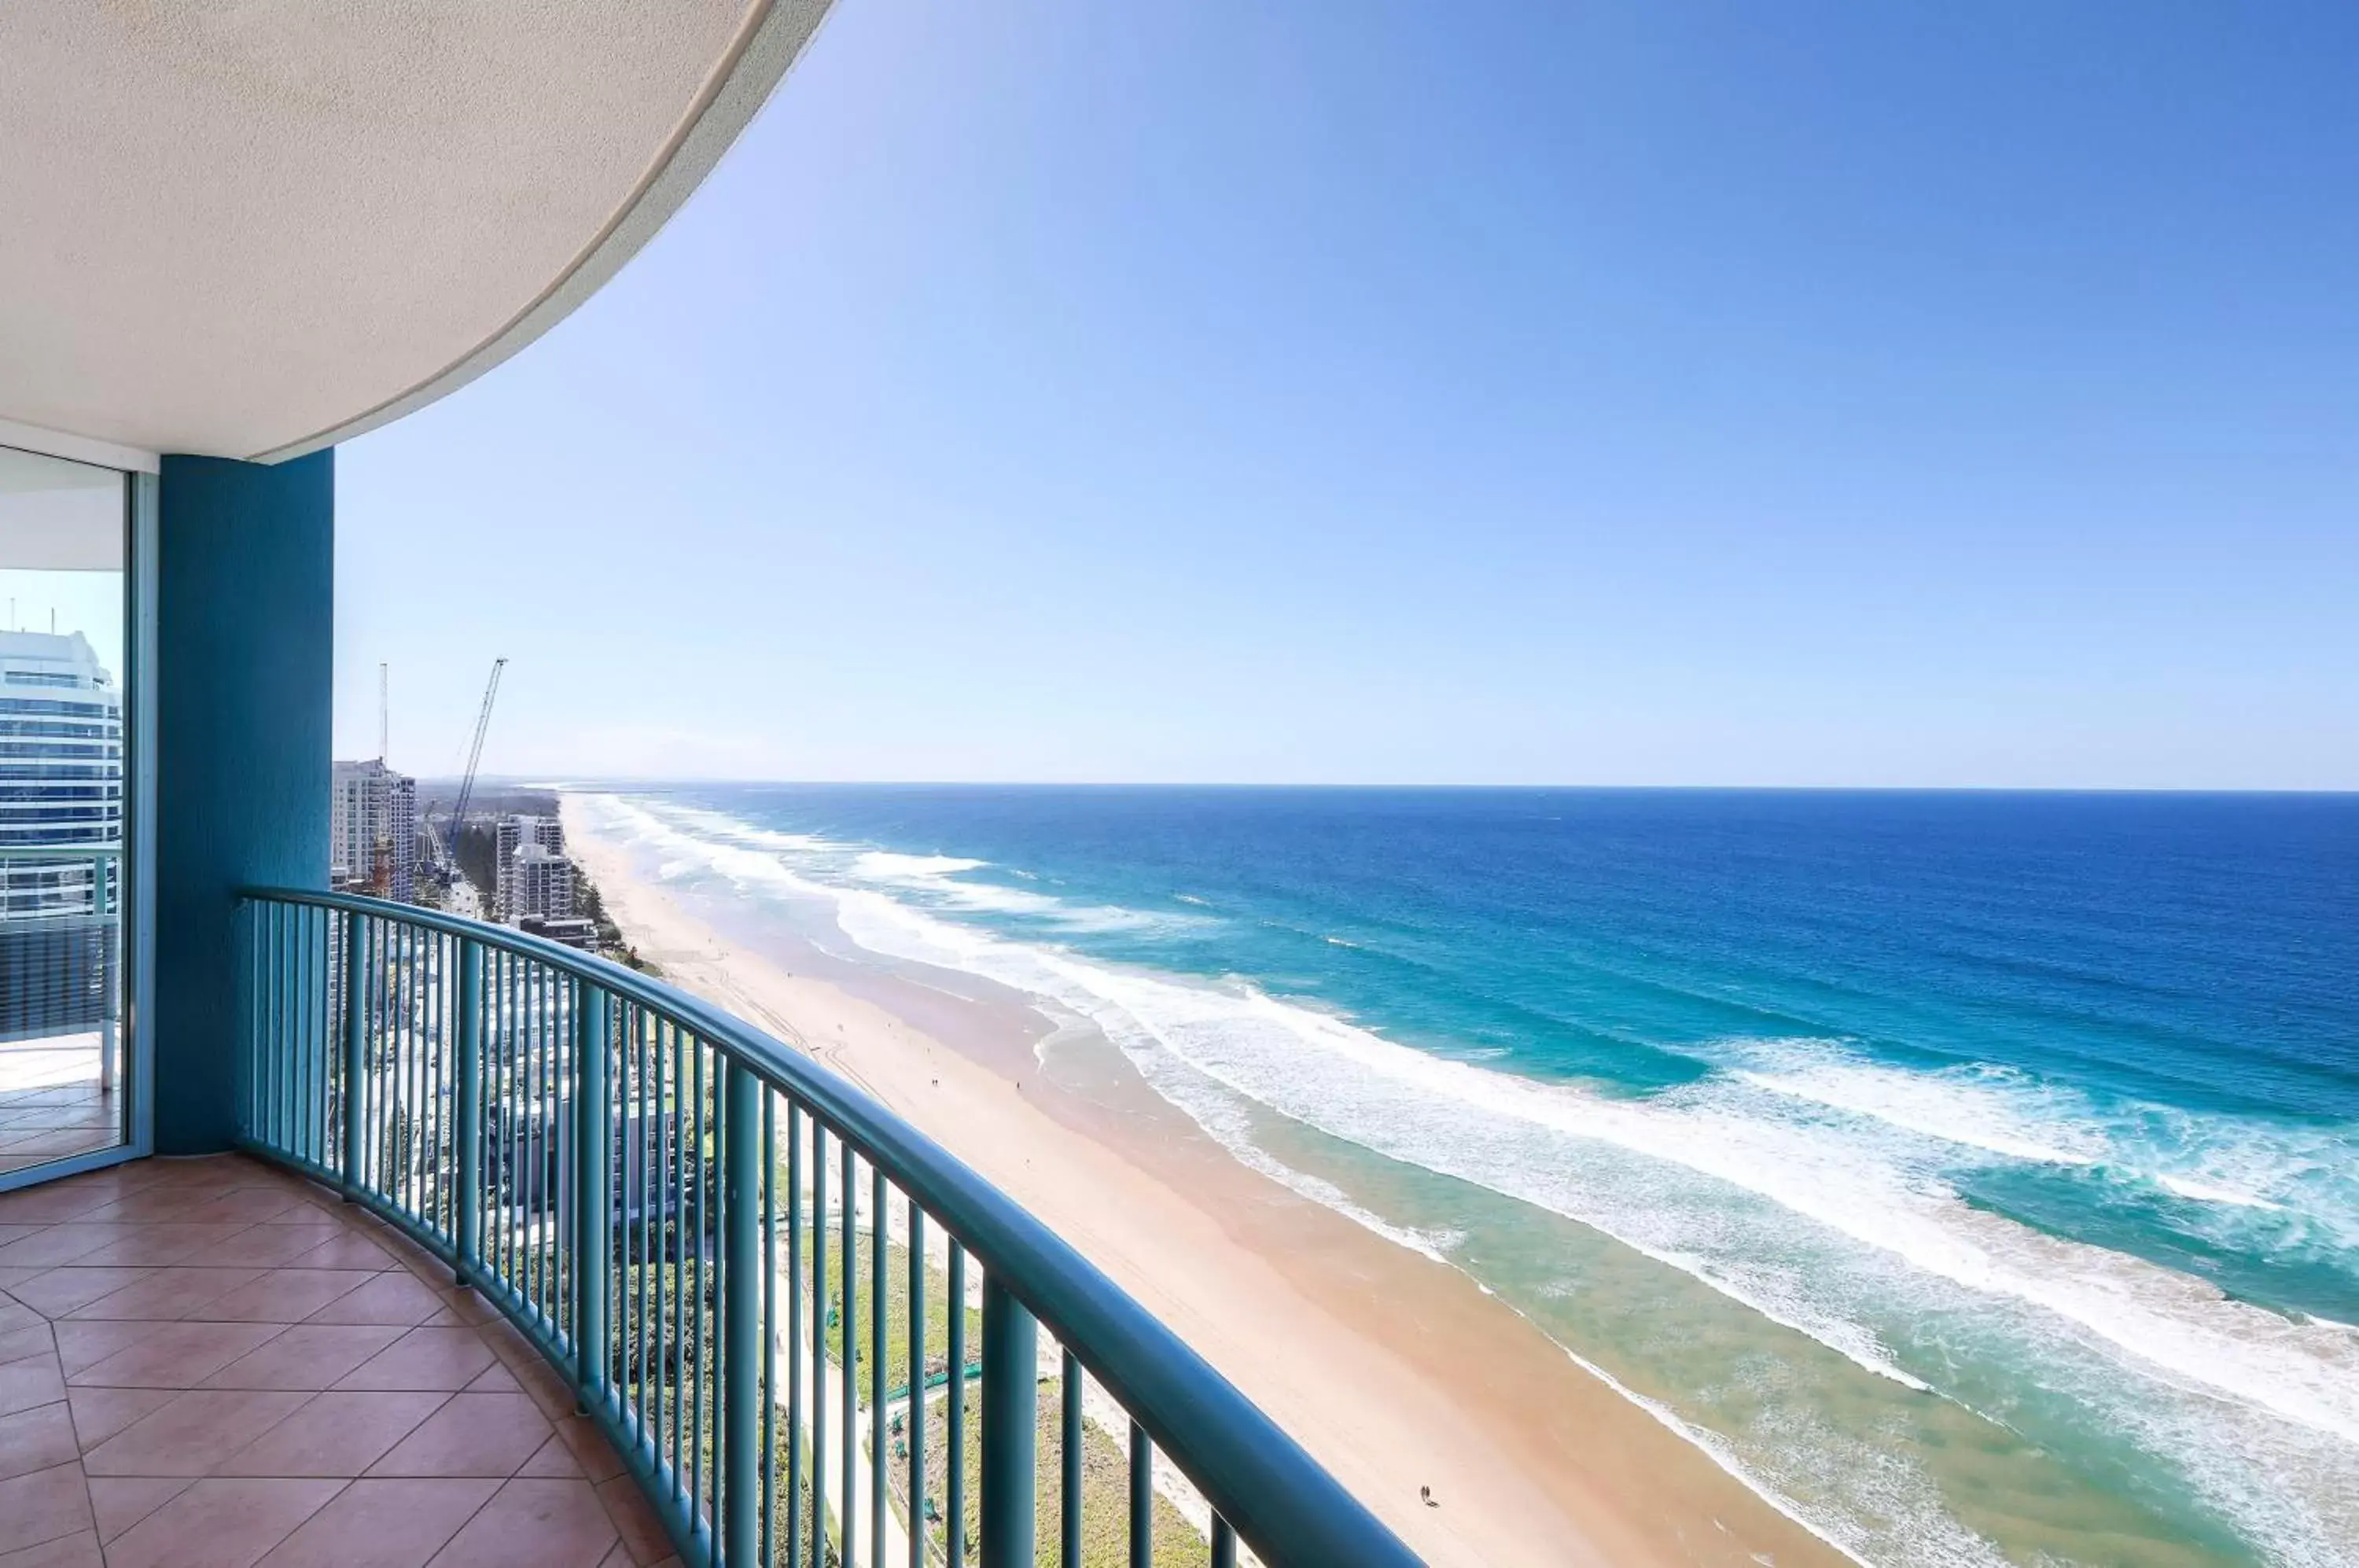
xmin=576 ymin=786 xmax=2359 ymax=1568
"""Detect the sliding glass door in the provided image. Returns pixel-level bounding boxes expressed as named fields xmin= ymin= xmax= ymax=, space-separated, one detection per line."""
xmin=0 ymin=444 xmax=142 ymax=1183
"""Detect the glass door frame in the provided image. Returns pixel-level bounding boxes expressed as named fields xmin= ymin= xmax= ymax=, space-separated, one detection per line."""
xmin=0 ymin=453 xmax=157 ymax=1191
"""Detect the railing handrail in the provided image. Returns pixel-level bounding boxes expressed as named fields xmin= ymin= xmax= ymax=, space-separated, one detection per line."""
xmin=241 ymin=884 xmax=1419 ymax=1568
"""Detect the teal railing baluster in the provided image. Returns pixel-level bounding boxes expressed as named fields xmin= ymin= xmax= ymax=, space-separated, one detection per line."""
xmin=909 ymin=1205 xmax=927 ymax=1568
xmin=1128 ymin=1422 xmax=1151 ymax=1568
xmin=811 ymin=1121 xmax=830 ymax=1568
xmin=980 ymin=1275 xmax=1038 ymax=1568
xmin=841 ymin=1136 xmax=857 ymax=1568
xmin=1062 ymin=1351 xmax=1081 ymax=1568
xmin=761 ymin=1089 xmax=778 ymax=1568
xmin=576 ymin=979 xmax=609 ymax=1406
xmin=871 ymin=1162 xmax=887 ymax=1568
xmin=947 ymin=1243 xmax=966 ymax=1568
xmin=692 ymin=1032 xmax=709 ymax=1540
xmin=723 ymin=1056 xmax=760 ymax=1566
xmin=787 ymin=1102 xmax=806 ymax=1568
xmin=340 ymin=908 xmax=364 ymax=1195
xmin=456 ymin=938 xmax=483 ymax=1287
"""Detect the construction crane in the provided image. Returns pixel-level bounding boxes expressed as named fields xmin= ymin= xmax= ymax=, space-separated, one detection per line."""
xmin=447 ymin=658 xmax=507 ymax=890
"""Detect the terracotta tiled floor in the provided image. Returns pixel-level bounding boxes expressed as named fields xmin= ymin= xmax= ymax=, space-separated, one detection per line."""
xmin=0 ymin=1036 xmax=122 ymax=1176
xmin=0 ymin=1154 xmax=678 ymax=1568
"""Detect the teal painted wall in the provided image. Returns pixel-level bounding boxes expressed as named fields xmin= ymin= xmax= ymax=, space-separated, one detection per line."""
xmin=153 ymin=451 xmax=333 ymax=1154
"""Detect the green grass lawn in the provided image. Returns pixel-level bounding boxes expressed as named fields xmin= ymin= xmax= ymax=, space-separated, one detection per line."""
xmin=902 ymin=1378 xmax=1211 ymax=1568
xmin=810 ymin=1225 xmax=984 ymax=1400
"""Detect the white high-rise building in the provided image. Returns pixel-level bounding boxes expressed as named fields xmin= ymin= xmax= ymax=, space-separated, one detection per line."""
xmin=0 ymin=631 xmax=123 ymax=917
xmin=330 ymin=760 xmax=418 ymax=901
xmin=495 ymin=814 xmax=565 ymax=917
xmin=505 ymin=841 xmax=573 ymax=923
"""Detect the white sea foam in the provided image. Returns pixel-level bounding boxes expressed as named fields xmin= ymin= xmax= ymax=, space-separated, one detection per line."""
xmin=570 ymin=792 xmax=2359 ymax=1568
xmin=1731 ymin=1048 xmax=2103 ymax=1169
xmin=854 ymin=851 xmax=987 ymax=881
xmin=1724 ymin=1038 xmax=2351 ymax=1242
xmin=2155 ymin=1173 xmax=2285 ymax=1212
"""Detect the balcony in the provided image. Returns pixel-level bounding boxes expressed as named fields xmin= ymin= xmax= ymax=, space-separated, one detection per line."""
xmin=0 ymin=7 xmax=1419 ymax=1564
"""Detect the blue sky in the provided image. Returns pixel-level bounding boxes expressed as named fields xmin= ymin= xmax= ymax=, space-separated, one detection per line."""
xmin=336 ymin=0 xmax=2359 ymax=788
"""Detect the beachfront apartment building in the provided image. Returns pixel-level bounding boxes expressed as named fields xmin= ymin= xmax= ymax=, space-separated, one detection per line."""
xmin=495 ymin=812 xmax=564 ymax=866
xmin=329 ymin=757 xmax=417 ymax=901
xmin=495 ymin=812 xmax=568 ymax=918
xmin=505 ymin=839 xmax=574 ymax=924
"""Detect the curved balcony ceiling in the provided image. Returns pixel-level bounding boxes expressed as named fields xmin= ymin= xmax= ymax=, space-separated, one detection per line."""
xmin=0 ymin=2 xmax=831 ymax=464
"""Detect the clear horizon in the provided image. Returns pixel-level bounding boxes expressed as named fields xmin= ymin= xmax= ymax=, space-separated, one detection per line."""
xmin=336 ymin=2 xmax=2359 ymax=791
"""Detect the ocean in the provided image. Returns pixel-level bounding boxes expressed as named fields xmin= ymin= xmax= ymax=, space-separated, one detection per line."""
xmin=571 ymin=785 xmax=2359 ymax=1568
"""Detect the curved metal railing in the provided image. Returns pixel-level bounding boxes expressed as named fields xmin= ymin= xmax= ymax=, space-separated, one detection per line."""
xmin=235 ymin=887 xmax=1419 ymax=1568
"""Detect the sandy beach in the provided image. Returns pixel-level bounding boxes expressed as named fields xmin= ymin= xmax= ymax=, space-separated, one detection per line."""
xmin=566 ymin=799 xmax=1847 ymax=1568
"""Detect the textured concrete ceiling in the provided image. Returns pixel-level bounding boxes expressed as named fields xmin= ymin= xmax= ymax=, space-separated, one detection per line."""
xmin=0 ymin=2 xmax=830 ymax=463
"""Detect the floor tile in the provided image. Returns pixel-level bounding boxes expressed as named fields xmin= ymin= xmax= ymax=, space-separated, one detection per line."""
xmin=515 ymin=1434 xmax=580 ymax=1478
xmin=0 ymin=1461 xmax=92 ymax=1554
xmin=5 ymin=1268 xmax=159 ymax=1319
xmin=304 ymin=1273 xmax=443 ymax=1326
xmin=70 ymin=1224 xmax=256 ymax=1269
xmin=63 ymin=1268 xmax=266 ymax=1321
xmin=86 ymin=1475 xmax=194 ymax=1542
xmin=73 ymin=1189 xmax=215 ymax=1224
xmin=50 ymin=1322 xmax=146 ymax=1376
xmin=368 ymin=1391 xmax=552 ymax=1478
xmin=547 ymin=1413 xmax=626 ymax=1484
xmin=215 ymin=1391 xmax=447 ymax=1478
xmin=0 ymin=1527 xmax=102 ymax=1566
xmin=199 ymin=1324 xmax=407 ymax=1391
xmin=105 ymin=1477 xmax=347 ymax=1568
xmin=0 ymin=1323 xmax=53 ymax=1367
xmin=171 ymin=1189 xmax=310 ymax=1226
xmin=461 ymin=1361 xmax=519 ymax=1394
xmin=335 ymin=1328 xmax=495 ymax=1392
xmin=0 ymin=1228 xmax=121 ymax=1271
xmin=424 ymin=1477 xmax=618 ymax=1568
xmin=66 ymin=1320 xmax=285 ymax=1387
xmin=82 ymin=1389 xmax=309 ymax=1476
xmin=594 ymin=1473 xmax=671 ymax=1566
xmin=63 ymin=1387 xmax=172 ymax=1451
xmin=0 ymin=1402 xmax=76 ymax=1482
xmin=285 ymin=1234 xmax=398 ymax=1271
xmin=0 ymin=1186 xmax=110 ymax=1224
xmin=255 ymin=1477 xmax=499 ymax=1568
xmin=193 ymin=1269 xmax=377 ymax=1323
xmin=0 ymin=1356 xmax=65 ymax=1419
xmin=195 ymin=1226 xmax=347 ymax=1271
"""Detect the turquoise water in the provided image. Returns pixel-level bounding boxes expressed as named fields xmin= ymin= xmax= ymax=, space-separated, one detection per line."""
xmin=576 ymin=786 xmax=2359 ymax=1567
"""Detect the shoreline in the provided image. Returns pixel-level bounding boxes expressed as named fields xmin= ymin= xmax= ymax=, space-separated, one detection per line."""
xmin=565 ymin=799 xmax=1847 ymax=1568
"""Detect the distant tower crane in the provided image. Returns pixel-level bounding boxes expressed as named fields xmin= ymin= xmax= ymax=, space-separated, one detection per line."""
xmin=448 ymin=658 xmax=507 ymax=890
